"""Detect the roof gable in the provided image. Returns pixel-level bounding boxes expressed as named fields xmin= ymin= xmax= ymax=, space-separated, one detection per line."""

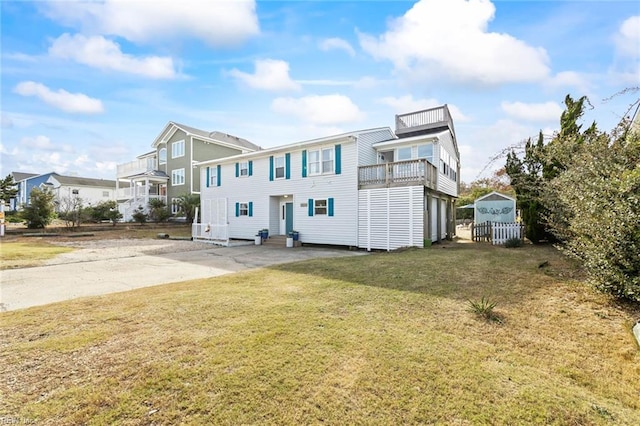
xmin=152 ymin=122 xmax=261 ymax=152
xmin=475 ymin=191 xmax=515 ymax=203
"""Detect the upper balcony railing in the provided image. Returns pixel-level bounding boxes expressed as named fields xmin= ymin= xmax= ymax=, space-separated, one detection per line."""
xmin=395 ymin=105 xmax=455 ymax=138
xmin=359 ymin=159 xmax=437 ymax=190
xmin=116 ymin=158 xmax=156 ymax=178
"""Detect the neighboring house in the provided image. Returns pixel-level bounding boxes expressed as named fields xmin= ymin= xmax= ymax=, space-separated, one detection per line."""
xmin=43 ymin=174 xmax=117 ymax=211
xmin=195 ymin=105 xmax=460 ymax=250
xmin=474 ymin=191 xmax=516 ymax=224
xmin=11 ymin=171 xmax=117 ymax=211
xmin=8 ymin=171 xmax=38 ymax=210
xmin=115 ymin=122 xmax=261 ymax=221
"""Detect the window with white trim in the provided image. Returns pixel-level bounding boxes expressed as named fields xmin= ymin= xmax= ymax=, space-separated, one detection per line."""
xmin=102 ymin=191 xmax=109 ymax=197
xmin=209 ymin=166 xmax=217 ymax=187
xmin=397 ymin=146 xmax=412 ymax=161
xmin=239 ymin=161 xmax=249 ymax=177
xmin=308 ymin=148 xmax=334 ymax=175
xmin=275 ymin=156 xmax=285 ymax=179
xmin=172 ymin=140 xmax=185 ymax=158
xmin=418 ymin=144 xmax=434 ymax=164
xmin=239 ymin=202 xmax=249 ymax=216
xmin=171 ymin=197 xmax=180 ymax=215
xmin=314 ymin=199 xmax=327 ymax=215
xmin=72 ymin=189 xmax=79 ymax=195
xmin=172 ymin=168 xmax=185 ymax=186
xmin=159 ymin=148 xmax=167 ymax=165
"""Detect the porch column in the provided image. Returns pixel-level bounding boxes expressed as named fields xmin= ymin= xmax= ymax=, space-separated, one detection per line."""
xmin=144 ymin=177 xmax=150 ymax=209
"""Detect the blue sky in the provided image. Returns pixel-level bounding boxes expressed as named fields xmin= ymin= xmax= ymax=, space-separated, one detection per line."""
xmin=1 ymin=0 xmax=638 ymax=183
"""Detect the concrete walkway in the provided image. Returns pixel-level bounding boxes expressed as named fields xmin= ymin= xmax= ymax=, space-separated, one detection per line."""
xmin=1 ymin=244 xmax=365 ymax=312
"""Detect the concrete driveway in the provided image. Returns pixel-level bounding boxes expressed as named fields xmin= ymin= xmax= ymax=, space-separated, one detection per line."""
xmin=0 ymin=240 xmax=365 ymax=312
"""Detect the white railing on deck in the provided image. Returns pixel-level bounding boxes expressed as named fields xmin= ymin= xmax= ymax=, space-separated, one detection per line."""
xmin=116 ymin=158 xmax=156 ymax=178
xmin=396 ymin=105 xmax=448 ymax=131
xmin=359 ymin=159 xmax=437 ymax=189
xmin=192 ymin=223 xmax=229 ymax=245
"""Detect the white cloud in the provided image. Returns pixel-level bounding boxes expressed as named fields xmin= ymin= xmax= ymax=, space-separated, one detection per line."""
xmin=42 ymin=0 xmax=259 ymax=47
xmin=14 ymin=81 xmax=104 ymax=114
xmin=271 ymin=94 xmax=364 ymax=125
xmin=229 ymin=59 xmax=300 ymax=91
xmin=319 ymin=37 xmax=356 ymax=57
xmin=545 ymin=71 xmax=592 ymax=94
xmin=378 ymin=95 xmax=470 ymax=122
xmin=359 ymin=0 xmax=550 ymax=85
xmin=49 ymin=34 xmax=177 ymax=79
xmin=501 ymin=101 xmax=564 ymax=122
xmin=614 ymin=15 xmax=640 ymax=58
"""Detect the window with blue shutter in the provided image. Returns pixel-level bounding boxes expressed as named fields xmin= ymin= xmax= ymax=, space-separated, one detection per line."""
xmin=328 ymin=198 xmax=334 ymax=216
xmin=285 ymin=153 xmax=291 ymax=179
xmin=302 ymin=150 xmax=307 ymax=178
xmin=235 ymin=202 xmax=240 ymax=217
xmin=248 ymin=201 xmax=253 ymax=217
xmin=235 ymin=163 xmax=239 ymax=177
xmin=217 ymin=165 xmax=221 ymax=186
xmin=334 ymin=145 xmax=341 ymax=175
xmin=269 ymin=156 xmax=274 ymax=181
xmin=206 ymin=167 xmax=210 ymax=188
xmin=308 ymin=198 xmax=314 ymax=216
xmin=248 ymin=160 xmax=253 ymax=176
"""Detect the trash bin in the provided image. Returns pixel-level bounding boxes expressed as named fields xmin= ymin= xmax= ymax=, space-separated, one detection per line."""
xmin=289 ymin=231 xmax=299 ymax=241
xmin=286 ymin=237 xmax=294 ymax=248
xmin=255 ymin=235 xmax=262 ymax=245
xmin=260 ymin=229 xmax=269 ymax=240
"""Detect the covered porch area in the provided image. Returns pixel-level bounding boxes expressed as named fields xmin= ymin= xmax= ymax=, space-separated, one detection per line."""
xmin=117 ymin=171 xmax=169 ymax=221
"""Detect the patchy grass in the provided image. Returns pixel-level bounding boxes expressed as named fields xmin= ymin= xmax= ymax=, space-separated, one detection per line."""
xmin=1 ymin=243 xmax=639 ymax=425
xmin=0 ymin=241 xmax=75 ymax=269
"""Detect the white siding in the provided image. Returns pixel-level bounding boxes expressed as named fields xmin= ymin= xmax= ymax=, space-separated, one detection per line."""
xmin=56 ymin=185 xmax=114 ymax=206
xmin=200 ymin=139 xmax=359 ymax=246
xmin=435 ymin=131 xmax=458 ymax=197
xmin=357 ymin=129 xmax=395 ymax=166
xmin=358 ymin=186 xmax=423 ymax=250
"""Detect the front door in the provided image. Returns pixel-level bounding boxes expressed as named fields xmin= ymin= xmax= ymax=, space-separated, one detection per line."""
xmin=280 ymin=201 xmax=294 ymax=235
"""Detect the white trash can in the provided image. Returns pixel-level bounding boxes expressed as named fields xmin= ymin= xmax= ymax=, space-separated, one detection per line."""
xmin=255 ymin=235 xmax=262 ymax=245
xmin=286 ymin=237 xmax=294 ymax=248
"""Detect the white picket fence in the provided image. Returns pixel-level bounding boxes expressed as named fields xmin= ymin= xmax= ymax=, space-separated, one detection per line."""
xmin=491 ymin=222 xmax=524 ymax=245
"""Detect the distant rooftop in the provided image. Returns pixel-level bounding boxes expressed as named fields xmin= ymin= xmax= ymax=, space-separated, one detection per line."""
xmin=171 ymin=122 xmax=261 ymax=152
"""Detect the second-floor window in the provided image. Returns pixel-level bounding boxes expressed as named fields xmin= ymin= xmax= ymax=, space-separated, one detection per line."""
xmin=172 ymin=140 xmax=185 ymax=158
xmin=239 ymin=161 xmax=249 ymax=177
xmin=172 ymin=168 xmax=185 ymax=186
xmin=209 ymin=166 xmax=218 ymax=187
xmin=397 ymin=147 xmax=412 ymax=161
xmin=159 ymin=148 xmax=167 ymax=165
xmin=275 ymin=156 xmax=285 ymax=179
xmin=418 ymin=144 xmax=434 ymax=164
xmin=309 ymin=148 xmax=334 ymax=175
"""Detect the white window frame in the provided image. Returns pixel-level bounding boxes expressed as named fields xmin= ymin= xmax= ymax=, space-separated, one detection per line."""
xmin=239 ymin=161 xmax=249 ymax=177
xmin=274 ymin=155 xmax=285 ymax=179
xmin=239 ymin=202 xmax=249 ymax=216
xmin=171 ymin=197 xmax=180 ymax=215
xmin=314 ymin=199 xmax=327 ymax=215
xmin=209 ymin=167 xmax=218 ymax=187
xmin=172 ymin=140 xmax=185 ymax=159
xmin=102 ymin=191 xmax=109 ymax=197
xmin=308 ymin=148 xmax=334 ymax=176
xmin=397 ymin=146 xmax=412 ymax=161
xmin=159 ymin=147 xmax=167 ymax=165
xmin=172 ymin=168 xmax=185 ymax=186
xmin=72 ymin=189 xmax=80 ymax=195
xmin=418 ymin=144 xmax=434 ymax=164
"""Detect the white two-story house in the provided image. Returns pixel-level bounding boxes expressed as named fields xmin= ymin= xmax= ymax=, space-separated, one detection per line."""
xmin=116 ymin=122 xmax=260 ymax=221
xmin=195 ymin=105 xmax=460 ymax=251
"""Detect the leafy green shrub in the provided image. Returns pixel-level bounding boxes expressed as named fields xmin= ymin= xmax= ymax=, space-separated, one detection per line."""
xmin=131 ymin=206 xmax=148 ymax=225
xmin=5 ymin=211 xmax=23 ymax=223
xmin=468 ymin=297 xmax=501 ymax=323
xmin=148 ymin=198 xmax=170 ymax=222
xmin=22 ymin=187 xmax=56 ymax=229
xmin=504 ymin=237 xmax=523 ymax=248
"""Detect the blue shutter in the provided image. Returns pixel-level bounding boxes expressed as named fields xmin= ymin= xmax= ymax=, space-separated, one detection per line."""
xmin=302 ymin=150 xmax=307 ymax=178
xmin=248 ymin=201 xmax=253 ymax=217
xmin=308 ymin=198 xmax=314 ymax=216
xmin=285 ymin=153 xmax=291 ymax=179
xmin=235 ymin=162 xmax=239 ymax=177
xmin=216 ymin=165 xmax=221 ymax=186
xmin=206 ymin=167 xmax=210 ymax=188
xmin=328 ymin=198 xmax=334 ymax=216
xmin=269 ymin=156 xmax=274 ymax=181
xmin=235 ymin=202 xmax=239 ymax=217
xmin=248 ymin=160 xmax=253 ymax=176
xmin=335 ymin=144 xmax=341 ymax=175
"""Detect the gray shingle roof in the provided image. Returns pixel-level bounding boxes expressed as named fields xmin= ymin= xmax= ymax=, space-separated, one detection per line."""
xmin=11 ymin=171 xmax=38 ymax=182
xmin=51 ymin=173 xmax=117 ymax=188
xmin=171 ymin=122 xmax=261 ymax=151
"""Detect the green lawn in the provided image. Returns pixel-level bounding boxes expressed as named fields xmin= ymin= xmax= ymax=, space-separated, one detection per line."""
xmin=0 ymin=241 xmax=75 ymax=269
xmin=1 ymin=242 xmax=639 ymax=425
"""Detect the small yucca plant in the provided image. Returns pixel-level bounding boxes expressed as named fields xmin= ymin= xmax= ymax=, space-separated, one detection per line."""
xmin=468 ymin=297 xmax=501 ymax=323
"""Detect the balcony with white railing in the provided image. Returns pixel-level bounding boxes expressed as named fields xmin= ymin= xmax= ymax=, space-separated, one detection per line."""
xmin=358 ymin=159 xmax=437 ymax=190
xmin=116 ymin=158 xmax=157 ymax=178
xmin=395 ymin=105 xmax=455 ymax=139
